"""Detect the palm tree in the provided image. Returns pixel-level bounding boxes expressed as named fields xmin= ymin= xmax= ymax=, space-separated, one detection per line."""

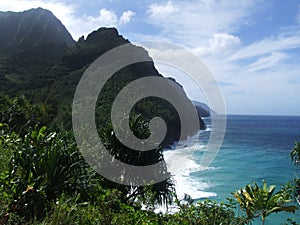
xmin=99 ymin=114 xmax=174 ymax=206
xmin=233 ymin=180 xmax=297 ymax=225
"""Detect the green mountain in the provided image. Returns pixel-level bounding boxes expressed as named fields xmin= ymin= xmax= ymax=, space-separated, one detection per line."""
xmin=0 ymin=7 xmax=74 ymax=54
xmin=0 ymin=8 xmax=206 ymax=147
xmin=0 ymin=7 xmax=74 ymax=93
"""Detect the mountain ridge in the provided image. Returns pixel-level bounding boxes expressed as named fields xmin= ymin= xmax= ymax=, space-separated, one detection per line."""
xmin=0 ymin=7 xmax=74 ymax=68
xmin=0 ymin=7 xmax=207 ymax=147
xmin=0 ymin=7 xmax=74 ymax=53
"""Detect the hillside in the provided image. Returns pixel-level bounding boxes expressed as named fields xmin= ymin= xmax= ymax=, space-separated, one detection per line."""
xmin=192 ymin=101 xmax=216 ymax=117
xmin=0 ymin=7 xmax=74 ymax=53
xmin=0 ymin=8 xmax=206 ymax=147
xmin=0 ymin=8 xmax=74 ymax=67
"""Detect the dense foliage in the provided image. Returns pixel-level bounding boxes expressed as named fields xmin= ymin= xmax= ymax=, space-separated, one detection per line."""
xmin=232 ymin=181 xmax=297 ymax=225
xmin=291 ymin=142 xmax=300 ymax=206
xmin=291 ymin=142 xmax=300 ymax=169
xmin=0 ymin=96 xmax=239 ymax=224
xmin=99 ymin=115 xmax=175 ymax=206
xmin=0 ymin=95 xmax=53 ymax=135
xmin=0 ymin=95 xmax=299 ymax=225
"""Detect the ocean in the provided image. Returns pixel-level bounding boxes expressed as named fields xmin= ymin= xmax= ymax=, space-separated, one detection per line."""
xmin=164 ymin=115 xmax=300 ymax=225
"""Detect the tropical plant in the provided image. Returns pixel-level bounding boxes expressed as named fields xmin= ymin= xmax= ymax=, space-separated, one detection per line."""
xmin=291 ymin=142 xmax=300 ymax=168
xmin=2 ymin=125 xmax=92 ymax=220
xmin=99 ymin=114 xmax=175 ymax=207
xmin=0 ymin=95 xmax=51 ymax=135
xmin=233 ymin=180 xmax=298 ymax=225
xmin=290 ymin=141 xmax=300 ymax=211
xmin=40 ymin=194 xmax=245 ymax=225
xmin=160 ymin=199 xmax=246 ymax=225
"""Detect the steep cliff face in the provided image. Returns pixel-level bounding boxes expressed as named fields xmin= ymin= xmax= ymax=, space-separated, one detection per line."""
xmin=0 ymin=8 xmax=74 ymax=53
xmin=0 ymin=8 xmax=206 ymax=147
xmin=193 ymin=101 xmax=217 ymax=117
xmin=62 ymin=27 xmax=129 ymax=70
xmin=65 ymin=27 xmax=204 ymax=146
xmin=0 ymin=8 xmax=74 ymax=66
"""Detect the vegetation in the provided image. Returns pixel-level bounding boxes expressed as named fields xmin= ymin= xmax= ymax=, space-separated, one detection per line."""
xmin=229 ymin=142 xmax=300 ymax=225
xmin=290 ymin=142 xmax=300 ymax=209
xmin=0 ymin=17 xmax=206 ymax=147
xmin=0 ymin=8 xmax=299 ymax=224
xmin=0 ymin=95 xmax=52 ymax=135
xmin=0 ymin=95 xmax=241 ymax=224
xmin=232 ymin=181 xmax=297 ymax=225
xmin=99 ymin=114 xmax=174 ymax=206
xmin=0 ymin=95 xmax=299 ymax=225
xmin=291 ymin=142 xmax=300 ymax=169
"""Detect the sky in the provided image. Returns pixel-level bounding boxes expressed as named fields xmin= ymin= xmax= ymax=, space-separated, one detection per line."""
xmin=0 ymin=0 xmax=300 ymax=115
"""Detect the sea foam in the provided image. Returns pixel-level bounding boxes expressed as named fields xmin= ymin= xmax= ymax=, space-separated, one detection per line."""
xmin=156 ymin=130 xmax=217 ymax=214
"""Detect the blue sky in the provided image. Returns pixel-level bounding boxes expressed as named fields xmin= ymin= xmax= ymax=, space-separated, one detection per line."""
xmin=0 ymin=0 xmax=300 ymax=115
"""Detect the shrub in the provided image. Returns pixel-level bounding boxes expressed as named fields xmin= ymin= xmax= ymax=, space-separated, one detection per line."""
xmin=1 ymin=126 xmax=92 ymax=220
xmin=232 ymin=180 xmax=297 ymax=225
xmin=164 ymin=199 xmax=245 ymax=225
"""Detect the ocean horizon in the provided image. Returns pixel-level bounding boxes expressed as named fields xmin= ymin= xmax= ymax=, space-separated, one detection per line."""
xmin=165 ymin=114 xmax=300 ymax=224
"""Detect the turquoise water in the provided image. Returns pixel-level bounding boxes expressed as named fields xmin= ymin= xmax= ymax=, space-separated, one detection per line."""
xmin=171 ymin=115 xmax=300 ymax=224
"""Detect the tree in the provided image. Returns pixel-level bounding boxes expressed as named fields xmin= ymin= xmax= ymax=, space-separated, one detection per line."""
xmin=99 ymin=114 xmax=174 ymax=207
xmin=233 ymin=180 xmax=297 ymax=225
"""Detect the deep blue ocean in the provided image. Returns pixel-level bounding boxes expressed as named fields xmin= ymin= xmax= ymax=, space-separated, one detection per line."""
xmin=165 ymin=115 xmax=300 ymax=224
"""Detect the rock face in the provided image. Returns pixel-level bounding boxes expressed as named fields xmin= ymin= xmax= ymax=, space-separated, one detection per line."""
xmin=0 ymin=8 xmax=74 ymax=52
xmin=193 ymin=101 xmax=217 ymax=117
xmin=0 ymin=8 xmax=207 ymax=148
xmin=0 ymin=8 xmax=74 ymax=64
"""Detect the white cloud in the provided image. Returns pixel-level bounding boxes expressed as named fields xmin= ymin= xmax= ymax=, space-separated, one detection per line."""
xmin=146 ymin=0 xmax=260 ymax=45
xmin=229 ymin=34 xmax=300 ymax=61
xmin=141 ymin=0 xmax=300 ymax=115
xmin=148 ymin=1 xmax=178 ymax=19
xmin=70 ymin=8 xmax=135 ymax=39
xmin=245 ymin=52 xmax=288 ymax=72
xmin=187 ymin=31 xmax=300 ymax=115
xmin=223 ymin=65 xmax=300 ymax=115
xmin=209 ymin=33 xmax=240 ymax=51
xmin=193 ymin=33 xmax=241 ymax=57
xmin=91 ymin=8 xmax=118 ymax=26
xmin=0 ymin=0 xmax=299 ymax=115
xmin=120 ymin=10 xmax=136 ymax=24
